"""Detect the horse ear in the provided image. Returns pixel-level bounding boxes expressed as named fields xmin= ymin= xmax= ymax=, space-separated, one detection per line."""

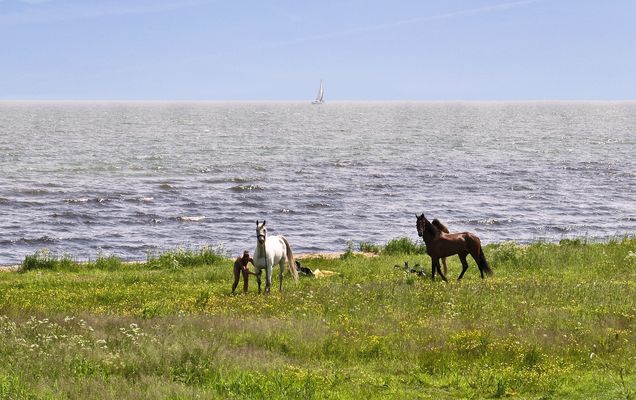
xmin=256 ymin=220 xmax=259 ymax=226
xmin=263 ymin=220 xmax=266 ymax=226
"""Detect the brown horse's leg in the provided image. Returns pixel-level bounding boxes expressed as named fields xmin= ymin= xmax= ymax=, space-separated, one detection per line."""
xmin=430 ymin=258 xmax=436 ymax=281
xmin=468 ymin=246 xmax=485 ymax=278
xmin=467 ymin=235 xmax=490 ymax=279
xmin=457 ymin=251 xmax=470 ymax=281
xmin=433 ymin=258 xmax=448 ymax=282
xmin=442 ymin=257 xmax=448 ymax=276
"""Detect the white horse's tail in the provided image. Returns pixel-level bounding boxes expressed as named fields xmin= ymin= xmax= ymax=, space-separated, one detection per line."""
xmin=281 ymin=236 xmax=299 ymax=282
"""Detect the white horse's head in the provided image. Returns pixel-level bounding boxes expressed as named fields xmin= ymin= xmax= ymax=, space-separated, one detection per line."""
xmin=256 ymin=220 xmax=267 ymax=245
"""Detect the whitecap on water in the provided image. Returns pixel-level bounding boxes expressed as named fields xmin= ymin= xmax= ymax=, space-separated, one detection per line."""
xmin=177 ymin=216 xmax=206 ymax=222
xmin=65 ymin=198 xmax=89 ymax=203
xmin=228 ymin=184 xmax=264 ymax=192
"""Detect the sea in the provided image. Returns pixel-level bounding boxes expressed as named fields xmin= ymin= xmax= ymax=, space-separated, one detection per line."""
xmin=0 ymin=101 xmax=634 ymax=264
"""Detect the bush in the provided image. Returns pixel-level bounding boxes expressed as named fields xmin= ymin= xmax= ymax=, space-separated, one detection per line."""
xmin=92 ymin=255 xmax=124 ymax=271
xmin=489 ymin=241 xmax=528 ymax=265
xmin=359 ymin=242 xmax=382 ymax=254
xmin=146 ymin=247 xmax=226 ymax=269
xmin=559 ymin=238 xmax=585 ymax=246
xmin=340 ymin=242 xmax=362 ymax=260
xmin=382 ymin=237 xmax=425 ymax=255
xmin=20 ymin=249 xmax=75 ymax=272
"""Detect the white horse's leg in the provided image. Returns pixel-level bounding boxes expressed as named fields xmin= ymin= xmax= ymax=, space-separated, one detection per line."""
xmin=265 ymin=257 xmax=272 ymax=293
xmin=256 ymin=268 xmax=262 ymax=294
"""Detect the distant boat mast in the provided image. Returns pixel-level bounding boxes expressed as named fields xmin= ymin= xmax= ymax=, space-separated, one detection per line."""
xmin=312 ymin=80 xmax=324 ymax=104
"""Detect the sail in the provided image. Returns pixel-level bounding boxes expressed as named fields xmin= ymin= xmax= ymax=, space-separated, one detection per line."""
xmin=313 ymin=80 xmax=324 ymax=103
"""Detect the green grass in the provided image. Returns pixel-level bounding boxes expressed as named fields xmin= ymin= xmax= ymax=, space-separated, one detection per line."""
xmin=1 ymin=238 xmax=635 ymax=399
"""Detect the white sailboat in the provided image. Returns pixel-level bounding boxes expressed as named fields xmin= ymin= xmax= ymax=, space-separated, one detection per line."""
xmin=312 ymin=80 xmax=324 ymax=104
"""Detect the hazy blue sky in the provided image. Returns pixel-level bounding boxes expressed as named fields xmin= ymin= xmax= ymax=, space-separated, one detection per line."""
xmin=1 ymin=0 xmax=635 ymax=100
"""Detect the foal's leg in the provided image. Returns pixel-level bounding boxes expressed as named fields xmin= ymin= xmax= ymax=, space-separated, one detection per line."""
xmin=241 ymin=269 xmax=249 ymax=293
xmin=433 ymin=258 xmax=448 ymax=282
xmin=457 ymin=251 xmax=470 ymax=281
xmin=442 ymin=257 xmax=448 ymax=276
xmin=279 ymin=259 xmax=285 ymax=291
xmin=231 ymin=266 xmax=240 ymax=294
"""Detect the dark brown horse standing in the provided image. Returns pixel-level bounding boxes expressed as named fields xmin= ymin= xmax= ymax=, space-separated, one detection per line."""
xmin=416 ymin=214 xmax=492 ymax=281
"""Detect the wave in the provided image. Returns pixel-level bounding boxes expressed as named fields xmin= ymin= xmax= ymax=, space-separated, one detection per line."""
xmin=64 ymin=198 xmax=89 ymax=203
xmin=122 ymin=196 xmax=155 ymax=204
xmin=307 ymin=202 xmax=331 ymax=209
xmin=546 ymin=225 xmax=575 ymax=233
xmin=176 ymin=216 xmax=206 ymax=222
xmin=228 ymin=184 xmax=264 ymax=192
xmin=18 ymin=188 xmax=51 ymax=196
xmin=51 ymin=210 xmax=96 ymax=219
xmin=0 ymin=235 xmax=59 ymax=246
xmin=64 ymin=197 xmax=113 ymax=204
xmin=460 ymin=218 xmax=512 ymax=226
xmin=203 ymin=177 xmax=255 ymax=184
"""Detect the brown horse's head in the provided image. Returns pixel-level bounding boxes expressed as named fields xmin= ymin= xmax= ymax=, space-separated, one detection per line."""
xmin=416 ymin=213 xmax=427 ymax=238
xmin=416 ymin=213 xmax=438 ymax=240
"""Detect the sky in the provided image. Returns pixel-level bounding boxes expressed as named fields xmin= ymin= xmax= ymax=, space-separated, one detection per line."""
xmin=1 ymin=0 xmax=635 ymax=101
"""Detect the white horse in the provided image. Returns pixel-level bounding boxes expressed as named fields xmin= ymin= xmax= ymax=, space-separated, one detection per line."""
xmin=253 ymin=220 xmax=298 ymax=293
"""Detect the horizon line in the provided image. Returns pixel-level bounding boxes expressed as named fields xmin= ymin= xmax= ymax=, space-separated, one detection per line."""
xmin=1 ymin=99 xmax=635 ymax=103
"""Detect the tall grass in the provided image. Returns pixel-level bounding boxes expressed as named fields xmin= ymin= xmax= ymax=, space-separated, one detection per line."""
xmin=1 ymin=238 xmax=635 ymax=399
xmin=382 ymin=237 xmax=426 ymax=255
xmin=18 ymin=247 xmax=227 ymax=273
xmin=145 ymin=246 xmax=226 ymax=269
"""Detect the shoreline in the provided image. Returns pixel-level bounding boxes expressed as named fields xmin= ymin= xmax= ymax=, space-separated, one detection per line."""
xmin=2 ymin=234 xmax=634 ymax=272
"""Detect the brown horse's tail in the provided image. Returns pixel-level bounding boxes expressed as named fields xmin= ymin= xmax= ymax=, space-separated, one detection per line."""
xmin=281 ymin=236 xmax=299 ymax=282
xmin=479 ymin=246 xmax=493 ymax=276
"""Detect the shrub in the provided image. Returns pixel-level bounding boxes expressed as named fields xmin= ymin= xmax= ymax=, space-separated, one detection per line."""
xmin=382 ymin=237 xmax=425 ymax=255
xmin=146 ymin=246 xmax=226 ymax=269
xmin=489 ymin=241 xmax=528 ymax=266
xmin=20 ymin=249 xmax=75 ymax=272
xmin=340 ymin=242 xmax=362 ymax=260
xmin=359 ymin=242 xmax=382 ymax=254
xmin=559 ymin=238 xmax=585 ymax=246
xmin=92 ymin=255 xmax=124 ymax=271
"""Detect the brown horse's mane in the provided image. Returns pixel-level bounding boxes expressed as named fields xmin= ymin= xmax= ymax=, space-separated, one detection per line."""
xmin=424 ymin=217 xmax=439 ymax=238
xmin=432 ymin=219 xmax=449 ymax=234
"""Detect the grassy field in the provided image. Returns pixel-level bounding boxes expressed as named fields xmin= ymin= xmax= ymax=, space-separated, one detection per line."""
xmin=0 ymin=238 xmax=635 ymax=399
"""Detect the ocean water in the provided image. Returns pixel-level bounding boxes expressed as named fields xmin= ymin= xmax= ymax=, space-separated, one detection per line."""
xmin=0 ymin=101 xmax=634 ymax=264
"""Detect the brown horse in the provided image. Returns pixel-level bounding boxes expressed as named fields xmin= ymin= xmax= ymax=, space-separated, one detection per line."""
xmin=416 ymin=214 xmax=492 ymax=282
